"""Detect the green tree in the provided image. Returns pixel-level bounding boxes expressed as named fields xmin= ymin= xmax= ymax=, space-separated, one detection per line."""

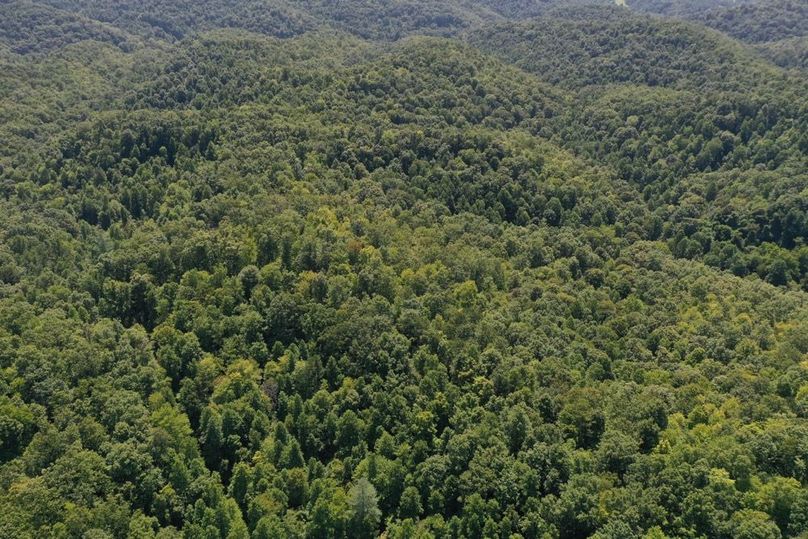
xmin=348 ymin=477 xmax=382 ymax=539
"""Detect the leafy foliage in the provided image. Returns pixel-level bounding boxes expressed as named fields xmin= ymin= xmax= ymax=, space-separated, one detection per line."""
xmin=1 ymin=1 xmax=807 ymax=538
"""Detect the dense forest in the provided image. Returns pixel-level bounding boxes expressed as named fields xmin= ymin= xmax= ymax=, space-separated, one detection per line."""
xmin=0 ymin=0 xmax=807 ymax=538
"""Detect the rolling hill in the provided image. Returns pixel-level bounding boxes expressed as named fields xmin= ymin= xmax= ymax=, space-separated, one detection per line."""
xmin=0 ymin=2 xmax=807 ymax=538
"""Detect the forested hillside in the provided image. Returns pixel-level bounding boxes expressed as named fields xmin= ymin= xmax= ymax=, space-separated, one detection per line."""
xmin=626 ymin=0 xmax=808 ymax=70
xmin=687 ymin=0 xmax=808 ymax=70
xmin=1 ymin=1 xmax=807 ymax=538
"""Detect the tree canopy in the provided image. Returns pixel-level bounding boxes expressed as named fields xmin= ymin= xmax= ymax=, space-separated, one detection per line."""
xmin=0 ymin=0 xmax=807 ymax=537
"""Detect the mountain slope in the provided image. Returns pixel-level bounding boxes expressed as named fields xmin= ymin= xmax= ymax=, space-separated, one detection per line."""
xmin=37 ymin=0 xmax=315 ymax=40
xmin=697 ymin=0 xmax=808 ymax=44
xmin=0 ymin=1 xmax=135 ymax=54
xmin=37 ymin=0 xmax=496 ymax=40
xmin=1 ymin=3 xmax=807 ymax=539
xmin=467 ymin=6 xmax=780 ymax=90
